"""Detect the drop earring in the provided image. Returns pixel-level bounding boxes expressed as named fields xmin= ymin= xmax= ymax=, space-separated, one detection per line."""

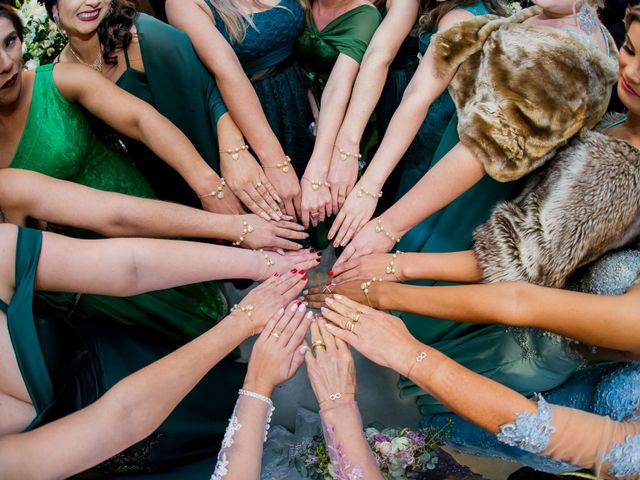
xmin=577 ymin=1 xmax=597 ymax=36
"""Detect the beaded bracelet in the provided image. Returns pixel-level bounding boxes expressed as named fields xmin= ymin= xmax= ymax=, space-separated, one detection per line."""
xmin=238 ymin=389 xmax=275 ymax=442
xmin=375 ymin=218 xmax=402 ymax=243
xmin=357 ymin=185 xmax=383 ymax=199
xmin=230 ymin=304 xmax=256 ymax=335
xmin=198 ymin=177 xmax=227 ymax=200
xmin=264 ymin=155 xmax=292 ymax=173
xmin=335 ymin=145 xmax=362 ymax=162
xmin=302 ymin=176 xmax=331 ymax=191
xmin=233 ymin=221 xmax=255 ymax=246
xmin=384 ymin=250 xmax=403 ymax=281
xmin=406 ymin=351 xmax=427 ymax=378
xmin=220 ymin=144 xmax=249 ymax=161
xmin=255 ymin=249 xmax=275 ymax=268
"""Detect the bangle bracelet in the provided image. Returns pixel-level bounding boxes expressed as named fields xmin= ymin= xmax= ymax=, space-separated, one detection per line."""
xmin=302 ymin=176 xmax=331 ymax=191
xmin=220 ymin=144 xmax=249 ymax=161
xmin=406 ymin=351 xmax=427 ymax=378
xmin=230 ymin=304 xmax=256 ymax=335
xmin=335 ymin=145 xmax=362 ymax=162
xmin=264 ymin=155 xmax=292 ymax=173
xmin=357 ymin=185 xmax=382 ymax=199
xmin=375 ymin=217 xmax=402 ymax=243
xmin=384 ymin=251 xmax=403 ymax=281
xmin=198 ymin=177 xmax=227 ymax=200
xmin=233 ymin=221 xmax=255 ymax=246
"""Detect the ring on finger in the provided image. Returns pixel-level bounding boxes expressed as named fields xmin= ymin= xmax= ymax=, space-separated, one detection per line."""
xmin=345 ymin=320 xmax=356 ymax=333
xmin=323 ymin=283 xmax=333 ymax=293
xmin=350 ymin=311 xmax=361 ymax=323
xmin=256 ymin=182 xmax=263 ymax=188
xmin=311 ymin=340 xmax=327 ymax=352
xmin=271 ymin=331 xmax=281 ymax=338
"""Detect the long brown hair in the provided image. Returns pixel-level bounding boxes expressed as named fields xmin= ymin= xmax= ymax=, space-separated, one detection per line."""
xmin=625 ymin=5 xmax=640 ymax=30
xmin=419 ymin=0 xmax=510 ymax=32
xmin=0 ymin=3 xmax=23 ymax=41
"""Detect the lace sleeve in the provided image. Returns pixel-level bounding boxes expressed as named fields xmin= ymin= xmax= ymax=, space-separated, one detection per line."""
xmin=497 ymin=395 xmax=640 ymax=479
xmin=319 ymin=401 xmax=383 ymax=480
xmin=211 ymin=389 xmax=274 ymax=480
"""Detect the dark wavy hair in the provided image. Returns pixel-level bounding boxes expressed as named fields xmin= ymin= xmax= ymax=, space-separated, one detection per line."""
xmin=42 ymin=0 xmax=137 ymax=66
xmin=0 ymin=3 xmax=24 ymax=41
xmin=419 ymin=0 xmax=511 ymax=32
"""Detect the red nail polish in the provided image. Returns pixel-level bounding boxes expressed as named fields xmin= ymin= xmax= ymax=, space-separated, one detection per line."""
xmin=328 ymin=271 xmax=334 ymax=277
xmin=291 ymin=268 xmax=298 ymax=273
xmin=310 ymin=248 xmax=316 ymax=253
xmin=296 ymin=300 xmax=302 ymax=306
xmin=326 ymin=281 xmax=332 ymax=286
xmin=301 ymin=276 xmax=307 ymax=281
xmin=274 ymin=272 xmax=280 ymax=277
xmin=298 ymin=270 xmax=305 ymax=275
xmin=316 ymin=257 xmax=321 ymax=263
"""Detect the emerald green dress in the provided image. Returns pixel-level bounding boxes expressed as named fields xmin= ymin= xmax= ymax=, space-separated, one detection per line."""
xmin=115 ymin=13 xmax=228 ymax=207
xmin=393 ymin=4 xmax=528 ymax=415
xmin=10 ymin=64 xmax=226 ymax=342
xmin=6 ymin=227 xmax=244 ymax=477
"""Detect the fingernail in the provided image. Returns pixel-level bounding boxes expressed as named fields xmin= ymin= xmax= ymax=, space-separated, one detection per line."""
xmin=274 ymin=272 xmax=280 ymax=277
xmin=298 ymin=270 xmax=305 ymax=275
xmin=303 ymin=289 xmax=309 ymax=295
xmin=296 ymin=300 xmax=302 ymax=306
xmin=335 ymin=294 xmax=343 ymax=300
xmin=341 ymin=242 xmax=346 ymax=247
xmin=316 ymin=258 xmax=321 ymax=263
xmin=310 ymin=248 xmax=316 ymax=253
xmin=326 ymin=296 xmax=334 ymax=304
xmin=317 ymin=251 xmax=323 ymax=256
xmin=305 ymin=311 xmax=313 ymax=319
xmin=321 ymin=307 xmax=329 ymax=315
xmin=290 ymin=303 xmax=298 ymax=312
xmin=291 ymin=268 xmax=298 ymax=273
xmin=326 ymin=281 xmax=332 ymax=286
xmin=301 ymin=276 xmax=307 ymax=281
xmin=277 ymin=307 xmax=285 ymax=315
xmin=328 ymin=271 xmax=334 ymax=277
xmin=326 ymin=324 xmax=335 ymax=330
xmin=299 ymin=345 xmax=308 ymax=354
xmin=298 ymin=303 xmax=307 ymax=313
xmin=313 ymin=314 xmax=321 ymax=322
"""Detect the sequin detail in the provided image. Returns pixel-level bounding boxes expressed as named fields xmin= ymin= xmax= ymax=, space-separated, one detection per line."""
xmin=567 ymin=250 xmax=640 ymax=296
xmin=497 ymin=396 xmax=556 ymax=454
xmin=595 ymin=363 xmax=640 ymax=421
xmin=602 ymin=433 xmax=640 ymax=477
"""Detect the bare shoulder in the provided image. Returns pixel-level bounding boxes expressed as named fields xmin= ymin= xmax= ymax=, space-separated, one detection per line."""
xmin=50 ymin=63 xmax=104 ymax=102
xmin=0 ymin=224 xmax=19 ymax=303
xmin=437 ymin=8 xmax=474 ymax=32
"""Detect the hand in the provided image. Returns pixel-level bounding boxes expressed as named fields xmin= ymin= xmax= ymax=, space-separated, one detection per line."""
xmin=331 ymin=253 xmax=404 ymax=284
xmin=305 ymin=316 xmax=356 ymax=408
xmin=243 ymin=301 xmax=313 ymax=397
xmin=233 ymin=270 xmax=308 ymax=335
xmin=263 ymin=163 xmax=302 ymax=221
xmin=319 ymin=294 xmax=422 ymax=377
xmin=304 ymin=280 xmax=379 ymax=309
xmin=200 ymin=186 xmax=245 ymax=215
xmin=326 ymin=145 xmax=359 ymax=216
xmin=333 ymin=217 xmax=397 ymax=268
xmin=221 ymin=149 xmax=284 ymax=221
xmin=300 ymin=176 xmax=332 ymax=229
xmin=328 ymin=179 xmax=379 ymax=248
xmin=253 ymin=248 xmax=321 ymax=281
xmin=237 ymin=214 xmax=308 ymax=251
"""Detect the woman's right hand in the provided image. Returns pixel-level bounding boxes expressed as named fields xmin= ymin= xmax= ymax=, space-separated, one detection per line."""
xmin=201 ymin=185 xmax=245 ymax=215
xmin=243 ymin=301 xmax=313 ymax=397
xmin=334 ymin=216 xmax=398 ymax=268
xmin=305 ymin=317 xmax=356 ymax=408
xmin=304 ymin=280 xmax=375 ymax=309
xmin=330 ymin=253 xmax=404 ymax=284
xmin=328 ymin=180 xmax=379 ymax=248
xmin=300 ymin=177 xmax=333 ymax=229
xmin=254 ymin=249 xmax=321 ymax=281
xmin=319 ymin=294 xmax=422 ymax=377
xmin=237 ymin=214 xmax=308 ymax=251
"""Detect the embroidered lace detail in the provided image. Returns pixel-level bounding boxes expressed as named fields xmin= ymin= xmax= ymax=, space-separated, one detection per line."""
xmin=497 ymin=395 xmax=556 ymax=454
xmin=211 ymin=406 xmax=242 ymax=480
xmin=602 ymin=433 xmax=640 ymax=477
xmin=595 ymin=363 xmax=640 ymax=421
xmin=325 ymin=425 xmax=365 ymax=480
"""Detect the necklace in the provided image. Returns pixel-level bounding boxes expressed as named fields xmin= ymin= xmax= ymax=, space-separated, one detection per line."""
xmin=68 ymin=45 xmax=103 ymax=72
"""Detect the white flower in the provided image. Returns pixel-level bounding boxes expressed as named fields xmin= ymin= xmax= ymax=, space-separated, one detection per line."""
xmin=24 ymin=58 xmax=39 ymax=69
xmin=377 ymin=441 xmax=392 ymax=457
xmin=390 ymin=437 xmax=411 ymax=454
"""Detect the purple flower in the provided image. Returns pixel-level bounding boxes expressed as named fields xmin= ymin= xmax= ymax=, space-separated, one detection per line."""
xmin=370 ymin=434 xmax=392 ymax=443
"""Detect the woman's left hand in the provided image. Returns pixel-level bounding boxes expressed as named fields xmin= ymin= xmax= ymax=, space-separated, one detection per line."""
xmin=243 ymin=301 xmax=313 ymax=397
xmin=304 ymin=280 xmax=373 ymax=309
xmin=319 ymin=294 xmax=422 ymax=377
xmin=263 ymin=164 xmax=302 ymax=222
xmin=200 ymin=184 xmax=245 ymax=215
xmin=305 ymin=316 xmax=356 ymax=408
xmin=238 ymin=214 xmax=308 ymax=251
xmin=334 ymin=217 xmax=398 ymax=268
xmin=326 ymin=144 xmax=359 ymax=215
xmin=300 ymin=175 xmax=333 ymax=229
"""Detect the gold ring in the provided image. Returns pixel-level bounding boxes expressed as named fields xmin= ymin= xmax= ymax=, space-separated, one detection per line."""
xmin=345 ymin=320 xmax=355 ymax=333
xmin=311 ymin=340 xmax=326 ymax=351
xmin=256 ymin=182 xmax=262 ymax=188
xmin=271 ymin=331 xmax=281 ymax=338
xmin=310 ymin=211 xmax=320 ymax=217
xmin=350 ymin=312 xmax=361 ymax=323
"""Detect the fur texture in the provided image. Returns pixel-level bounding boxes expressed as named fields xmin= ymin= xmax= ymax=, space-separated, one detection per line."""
xmin=432 ymin=7 xmax=618 ymax=182
xmin=473 ymin=131 xmax=640 ymax=288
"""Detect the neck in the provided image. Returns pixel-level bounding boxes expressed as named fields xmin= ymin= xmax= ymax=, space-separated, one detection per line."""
xmin=314 ymin=0 xmax=351 ymax=10
xmin=66 ymin=31 xmax=102 ymax=64
xmin=537 ymin=2 xmax=584 ymax=21
xmin=623 ymin=111 xmax=640 ymax=139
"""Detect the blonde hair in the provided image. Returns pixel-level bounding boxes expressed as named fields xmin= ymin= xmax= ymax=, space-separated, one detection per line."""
xmin=212 ymin=0 xmax=293 ymax=43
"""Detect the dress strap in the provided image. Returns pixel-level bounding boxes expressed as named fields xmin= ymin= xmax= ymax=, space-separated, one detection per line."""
xmin=0 ymin=298 xmax=7 ymax=313
xmin=123 ymin=44 xmax=132 ymax=68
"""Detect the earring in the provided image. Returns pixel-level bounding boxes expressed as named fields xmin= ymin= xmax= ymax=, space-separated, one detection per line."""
xmin=577 ymin=1 xmax=597 ymax=36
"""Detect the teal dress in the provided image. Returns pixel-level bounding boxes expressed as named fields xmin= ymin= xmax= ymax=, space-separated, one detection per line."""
xmin=115 ymin=13 xmax=228 ymax=207
xmin=394 ymin=4 xmax=527 ymax=414
xmin=7 ymin=227 xmax=244 ymax=477
xmin=205 ymin=0 xmax=314 ymax=173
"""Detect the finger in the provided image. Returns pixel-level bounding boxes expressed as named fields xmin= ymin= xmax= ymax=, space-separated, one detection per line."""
xmin=257 ymin=181 xmax=282 ymax=218
xmin=271 ymin=237 xmax=303 ymax=251
xmin=261 ymin=305 xmax=286 ymax=338
xmin=333 ymin=293 xmax=376 ymax=316
xmin=263 ymin=178 xmax=283 ymax=205
xmin=280 ymin=302 xmax=307 ymax=344
xmin=320 ymin=306 xmax=350 ymax=331
xmin=333 ymin=216 xmax=354 ymax=248
xmin=276 ymin=225 xmax=308 ymax=239
xmin=340 ymin=219 xmax=362 ymax=248
xmin=325 ymin=322 xmax=358 ymax=347
xmin=318 ymin=203 xmax=326 ymax=224
xmin=318 ymin=317 xmax=337 ymax=352
xmin=283 ymin=198 xmax=297 ymax=222
xmin=275 ymin=270 xmax=306 ymax=294
xmin=303 ymin=339 xmax=316 ymax=366
xmin=273 ymin=301 xmax=303 ymax=342
xmin=324 ymin=295 xmax=354 ymax=319
xmin=331 ymin=186 xmax=340 ymax=215
xmin=309 ymin=319 xmax=326 ymax=357
xmin=239 ymin=190 xmax=270 ymax=221
xmin=302 ymin=204 xmax=310 ymax=229
xmin=328 ymin=210 xmax=345 ymax=241
xmin=325 ymin=199 xmax=333 ymax=220
xmin=288 ymin=342 xmax=309 ymax=378
xmin=337 ymin=187 xmax=347 ymax=211
xmin=279 ymin=220 xmax=305 ymax=232
xmin=334 ymin=244 xmax=356 ymax=268
xmin=293 ymin=190 xmax=302 ymax=221
xmin=334 ymin=334 xmax=349 ymax=351
xmin=331 ymin=258 xmax=358 ymax=281
xmin=287 ymin=310 xmax=313 ymax=351
xmin=249 ymin=187 xmax=279 ymax=221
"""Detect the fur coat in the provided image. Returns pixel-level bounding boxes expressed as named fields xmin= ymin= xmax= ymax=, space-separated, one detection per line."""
xmin=431 ymin=7 xmax=618 ymax=182
xmin=473 ymin=129 xmax=640 ymax=288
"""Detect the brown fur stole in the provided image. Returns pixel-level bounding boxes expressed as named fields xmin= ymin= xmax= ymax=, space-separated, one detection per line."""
xmin=473 ymin=131 xmax=640 ymax=288
xmin=431 ymin=7 xmax=618 ymax=182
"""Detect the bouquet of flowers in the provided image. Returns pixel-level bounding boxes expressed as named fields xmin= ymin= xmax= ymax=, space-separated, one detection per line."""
xmin=287 ymin=422 xmax=452 ymax=480
xmin=15 ymin=0 xmax=65 ymax=69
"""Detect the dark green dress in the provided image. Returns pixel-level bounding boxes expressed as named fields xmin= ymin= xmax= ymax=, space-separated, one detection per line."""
xmin=116 ymin=13 xmax=228 ymax=207
xmin=10 ymin=64 xmax=226 ymax=342
xmin=6 ymin=226 xmax=244 ymax=478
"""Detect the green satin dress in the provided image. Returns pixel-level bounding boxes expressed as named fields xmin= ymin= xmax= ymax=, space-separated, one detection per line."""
xmin=395 ymin=4 xmax=569 ymax=415
xmin=10 ymin=64 xmax=226 ymax=342
xmin=115 ymin=13 xmax=228 ymax=207
xmin=6 ymin=227 xmax=244 ymax=478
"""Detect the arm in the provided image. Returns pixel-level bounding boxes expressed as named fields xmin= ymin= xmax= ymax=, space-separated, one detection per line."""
xmin=0 ymin=169 xmax=307 ymax=250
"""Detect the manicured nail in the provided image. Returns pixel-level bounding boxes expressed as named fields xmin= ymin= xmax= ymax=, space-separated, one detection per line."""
xmin=298 ymin=270 xmax=305 ymax=275
xmin=321 ymin=307 xmax=329 ymax=315
xmin=290 ymin=303 xmax=298 ymax=312
xmin=306 ymin=311 xmax=313 ymax=319
xmin=335 ymin=294 xmax=343 ymax=300
xmin=328 ymin=271 xmax=334 ymax=277
xmin=277 ymin=307 xmax=285 ymax=315
xmin=298 ymin=303 xmax=307 ymax=313
xmin=310 ymin=248 xmax=316 ymax=253
xmin=291 ymin=268 xmax=298 ymax=273
xmin=299 ymin=345 xmax=308 ymax=354
xmin=301 ymin=276 xmax=307 ymax=281
xmin=340 ymin=242 xmax=346 ymax=247
xmin=312 ymin=314 xmax=319 ymax=322
xmin=325 ymin=297 xmax=334 ymax=305
xmin=274 ymin=272 xmax=280 ymax=277
xmin=317 ymin=251 xmax=323 ymax=256
xmin=316 ymin=258 xmax=321 ymax=263
xmin=296 ymin=300 xmax=302 ymax=306
xmin=303 ymin=289 xmax=309 ymax=295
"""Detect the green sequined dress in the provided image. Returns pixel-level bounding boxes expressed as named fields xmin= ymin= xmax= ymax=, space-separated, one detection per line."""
xmin=10 ymin=64 xmax=226 ymax=341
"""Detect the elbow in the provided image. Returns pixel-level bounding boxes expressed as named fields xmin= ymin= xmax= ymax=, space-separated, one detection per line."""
xmin=361 ymin=48 xmax=394 ymax=71
xmin=107 ymin=383 xmax=162 ymax=446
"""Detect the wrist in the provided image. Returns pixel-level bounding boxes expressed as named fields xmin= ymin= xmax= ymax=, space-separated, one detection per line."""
xmin=242 ymin=379 xmax=274 ymax=398
xmin=318 ymin=392 xmax=356 ymax=410
xmin=393 ymin=341 xmax=429 ymax=378
xmin=193 ymin=170 xmax=222 ymax=196
xmin=225 ymin=308 xmax=256 ymax=339
xmin=303 ymin=161 xmax=330 ymax=181
xmin=253 ymin=139 xmax=286 ymax=167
